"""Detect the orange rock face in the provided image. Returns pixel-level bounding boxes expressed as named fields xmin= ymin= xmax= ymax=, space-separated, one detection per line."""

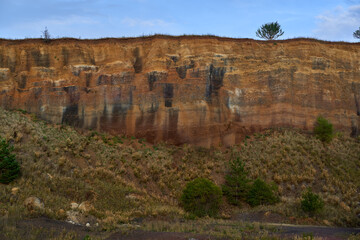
xmin=0 ymin=36 xmax=359 ymax=146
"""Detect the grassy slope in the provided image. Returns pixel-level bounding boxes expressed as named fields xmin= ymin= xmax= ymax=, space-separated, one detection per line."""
xmin=0 ymin=108 xmax=359 ymax=231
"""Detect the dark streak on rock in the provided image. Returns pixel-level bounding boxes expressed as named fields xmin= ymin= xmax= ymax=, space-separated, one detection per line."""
xmin=97 ymin=73 xmax=135 ymax=86
xmin=31 ymin=50 xmax=50 ymax=68
xmin=62 ymin=48 xmax=69 ymax=66
xmin=32 ymin=87 xmax=42 ymax=99
xmin=312 ymin=58 xmax=329 ymax=70
xmin=176 ymin=66 xmax=187 ymax=79
xmin=351 ymin=82 xmax=360 ymax=116
xmin=85 ymin=73 xmax=92 ymax=87
xmin=176 ymin=61 xmax=195 ymax=79
xmin=205 ymin=64 xmax=226 ymax=102
xmin=147 ymin=71 xmax=167 ymax=91
xmin=163 ymin=83 xmax=174 ymax=108
xmin=148 ymin=73 xmax=157 ymax=91
xmin=166 ymin=108 xmax=179 ymax=140
xmin=17 ymin=75 xmax=27 ymax=89
xmin=62 ymin=104 xmax=83 ymax=127
xmin=351 ymin=125 xmax=359 ymax=138
xmin=63 ymin=86 xmax=80 ymax=105
xmin=133 ymin=47 xmax=142 ymax=73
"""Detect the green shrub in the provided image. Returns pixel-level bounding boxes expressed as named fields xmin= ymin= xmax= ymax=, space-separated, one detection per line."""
xmin=181 ymin=178 xmax=222 ymax=217
xmin=314 ymin=116 xmax=333 ymax=143
xmin=246 ymin=178 xmax=278 ymax=207
xmin=0 ymin=137 xmax=20 ymax=184
xmin=301 ymin=188 xmax=324 ymax=214
xmin=222 ymin=157 xmax=251 ymax=206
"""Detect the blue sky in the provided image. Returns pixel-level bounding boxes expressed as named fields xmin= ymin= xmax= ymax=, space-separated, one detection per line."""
xmin=1 ymin=0 xmax=360 ymax=41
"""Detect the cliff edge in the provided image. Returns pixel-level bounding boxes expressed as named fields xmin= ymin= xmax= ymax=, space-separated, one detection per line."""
xmin=0 ymin=36 xmax=359 ymax=146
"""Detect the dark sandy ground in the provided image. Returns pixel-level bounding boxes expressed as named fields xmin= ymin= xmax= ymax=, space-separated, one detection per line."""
xmin=1 ymin=217 xmax=359 ymax=240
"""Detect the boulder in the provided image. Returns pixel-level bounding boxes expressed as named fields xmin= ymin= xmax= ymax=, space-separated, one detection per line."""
xmin=78 ymin=201 xmax=93 ymax=212
xmin=11 ymin=187 xmax=19 ymax=195
xmin=24 ymin=196 xmax=44 ymax=211
xmin=70 ymin=202 xmax=79 ymax=210
xmin=66 ymin=210 xmax=81 ymax=224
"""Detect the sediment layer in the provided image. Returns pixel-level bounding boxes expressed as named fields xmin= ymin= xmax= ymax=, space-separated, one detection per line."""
xmin=0 ymin=36 xmax=359 ymax=146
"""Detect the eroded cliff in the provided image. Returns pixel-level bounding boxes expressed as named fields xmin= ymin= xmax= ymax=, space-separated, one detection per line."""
xmin=0 ymin=36 xmax=359 ymax=146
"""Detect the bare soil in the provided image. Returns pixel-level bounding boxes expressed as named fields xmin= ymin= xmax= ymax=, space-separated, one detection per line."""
xmin=1 ymin=217 xmax=359 ymax=240
xmin=106 ymin=230 xmax=225 ymax=240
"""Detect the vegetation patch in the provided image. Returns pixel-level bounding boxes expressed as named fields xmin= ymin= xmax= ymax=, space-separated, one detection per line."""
xmin=0 ymin=108 xmax=359 ymax=232
xmin=246 ymin=178 xmax=278 ymax=207
xmin=314 ymin=116 xmax=334 ymax=143
xmin=181 ymin=178 xmax=222 ymax=218
xmin=301 ymin=188 xmax=324 ymax=215
xmin=0 ymin=136 xmax=20 ymax=184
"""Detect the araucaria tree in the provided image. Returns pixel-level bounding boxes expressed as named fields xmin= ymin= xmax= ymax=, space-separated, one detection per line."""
xmin=256 ymin=21 xmax=284 ymax=40
xmin=354 ymin=27 xmax=360 ymax=39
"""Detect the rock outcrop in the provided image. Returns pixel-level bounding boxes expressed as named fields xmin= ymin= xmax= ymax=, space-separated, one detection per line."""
xmin=0 ymin=36 xmax=359 ymax=146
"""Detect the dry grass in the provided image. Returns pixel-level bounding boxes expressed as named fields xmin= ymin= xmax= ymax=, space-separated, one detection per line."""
xmin=142 ymin=218 xmax=280 ymax=239
xmin=0 ymin=108 xmax=359 ymax=232
xmin=232 ymin=129 xmax=360 ymax=226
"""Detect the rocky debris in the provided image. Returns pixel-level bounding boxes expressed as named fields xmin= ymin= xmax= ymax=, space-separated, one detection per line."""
xmin=70 ymin=202 xmax=79 ymax=210
xmin=78 ymin=201 xmax=93 ymax=212
xmin=66 ymin=210 xmax=81 ymax=225
xmin=323 ymin=220 xmax=331 ymax=226
xmin=125 ymin=193 xmax=142 ymax=201
xmin=24 ymin=196 xmax=44 ymax=211
xmin=66 ymin=201 xmax=97 ymax=226
xmin=11 ymin=187 xmax=19 ymax=195
xmin=57 ymin=209 xmax=66 ymax=219
xmin=340 ymin=202 xmax=351 ymax=212
xmin=66 ymin=209 xmax=97 ymax=226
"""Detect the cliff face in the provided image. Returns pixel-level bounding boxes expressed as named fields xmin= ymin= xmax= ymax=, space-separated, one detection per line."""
xmin=0 ymin=37 xmax=359 ymax=146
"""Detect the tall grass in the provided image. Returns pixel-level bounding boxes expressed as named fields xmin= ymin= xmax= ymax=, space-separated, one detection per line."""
xmin=0 ymin=108 xmax=359 ymax=229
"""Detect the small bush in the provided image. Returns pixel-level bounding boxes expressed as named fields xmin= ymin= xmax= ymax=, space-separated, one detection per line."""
xmin=314 ymin=116 xmax=333 ymax=143
xmin=42 ymin=27 xmax=51 ymax=43
xmin=181 ymin=178 xmax=222 ymax=217
xmin=222 ymin=157 xmax=251 ymax=206
xmin=246 ymin=178 xmax=278 ymax=207
xmin=0 ymin=137 xmax=20 ymax=184
xmin=301 ymin=188 xmax=324 ymax=214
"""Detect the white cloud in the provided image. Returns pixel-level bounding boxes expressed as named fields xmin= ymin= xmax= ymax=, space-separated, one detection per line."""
xmin=121 ymin=18 xmax=172 ymax=28
xmin=313 ymin=4 xmax=360 ymax=41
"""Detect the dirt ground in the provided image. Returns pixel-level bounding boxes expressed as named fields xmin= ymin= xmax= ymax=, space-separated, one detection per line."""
xmin=1 ymin=217 xmax=359 ymax=240
xmin=106 ymin=230 xmax=226 ymax=240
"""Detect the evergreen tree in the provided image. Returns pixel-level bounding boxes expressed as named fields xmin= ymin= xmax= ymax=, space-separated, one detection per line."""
xmin=181 ymin=178 xmax=222 ymax=217
xmin=314 ymin=116 xmax=333 ymax=143
xmin=301 ymin=188 xmax=324 ymax=215
xmin=246 ymin=178 xmax=278 ymax=207
xmin=0 ymin=137 xmax=20 ymax=184
xmin=222 ymin=157 xmax=251 ymax=206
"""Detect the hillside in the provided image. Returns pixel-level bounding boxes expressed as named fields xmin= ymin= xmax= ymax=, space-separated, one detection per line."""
xmin=0 ymin=107 xmax=359 ymax=238
xmin=0 ymin=36 xmax=359 ymax=146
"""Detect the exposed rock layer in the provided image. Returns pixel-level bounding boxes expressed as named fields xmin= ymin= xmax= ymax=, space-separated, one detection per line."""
xmin=0 ymin=36 xmax=359 ymax=146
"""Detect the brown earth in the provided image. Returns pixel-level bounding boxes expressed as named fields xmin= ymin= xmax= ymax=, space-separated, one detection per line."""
xmin=0 ymin=36 xmax=359 ymax=146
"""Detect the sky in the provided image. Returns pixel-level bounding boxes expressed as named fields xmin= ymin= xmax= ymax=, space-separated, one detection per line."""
xmin=0 ymin=0 xmax=360 ymax=42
